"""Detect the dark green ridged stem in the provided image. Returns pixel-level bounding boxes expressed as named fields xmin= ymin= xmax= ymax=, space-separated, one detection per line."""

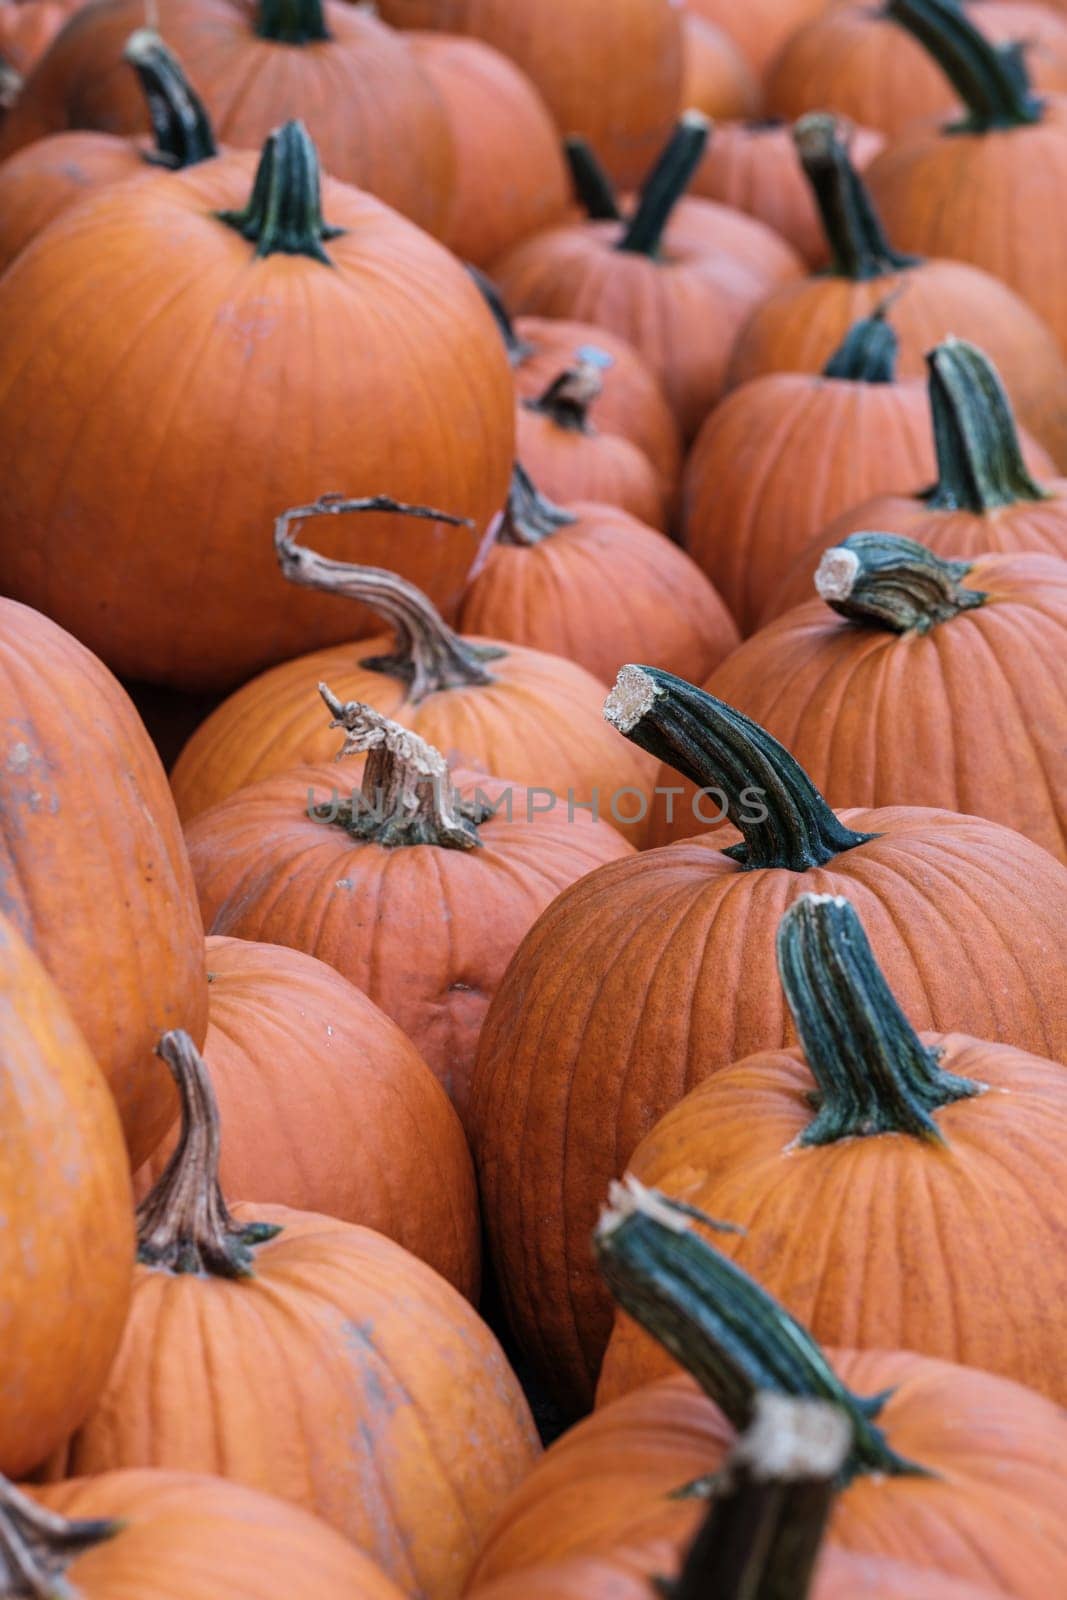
xmin=564 ymin=136 xmax=622 ymax=221
xmin=794 ymin=113 xmax=917 ymax=280
xmin=123 ymin=29 xmax=217 ymax=168
xmin=218 ymin=121 xmax=344 ymax=263
xmin=523 ymin=362 xmax=602 ymax=433
xmin=821 ymin=304 xmax=899 ymax=383
xmin=256 ymin=0 xmax=330 ymax=44
xmin=497 ymin=464 xmax=576 ymax=546
xmin=924 ymin=338 xmax=1049 ymax=511
xmin=618 ymin=112 xmax=709 ymax=256
xmin=886 ymin=0 xmax=1042 ymax=131
xmin=465 ymin=265 xmax=534 ymax=365
xmin=815 ymin=532 xmax=987 ymax=632
xmin=0 ymin=1480 xmax=120 ymax=1594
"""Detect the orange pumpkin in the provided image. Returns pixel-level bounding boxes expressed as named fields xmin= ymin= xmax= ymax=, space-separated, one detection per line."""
xmin=681 ymin=12 xmax=760 ymax=121
xmin=686 ymin=0 xmax=827 ymax=77
xmin=468 ymin=667 xmax=1067 ymax=1408
xmin=0 ymin=123 xmax=515 ymax=691
xmin=135 ymin=935 xmax=480 ymax=1297
xmin=0 ymin=0 xmax=84 ymax=82
xmin=48 ymin=1031 xmax=541 ymax=1600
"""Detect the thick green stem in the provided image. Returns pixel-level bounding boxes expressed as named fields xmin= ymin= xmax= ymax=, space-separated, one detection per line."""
xmin=815 ymin=532 xmax=987 ymax=631
xmin=794 ymin=114 xmax=917 ymax=280
xmin=123 ymin=29 xmax=218 ymax=168
xmin=618 ymin=112 xmax=710 ymax=256
xmin=217 ymin=121 xmax=343 ymax=263
xmin=523 ymin=360 xmax=602 ymax=434
xmin=497 ymin=465 xmax=576 ymax=547
xmin=564 ymin=136 xmax=622 ymax=221
xmin=886 ymin=0 xmax=1042 ymax=130
xmin=604 ymin=665 xmax=876 ymax=870
xmin=0 ymin=1480 xmax=118 ymax=1595
xmin=778 ymin=895 xmax=984 ymax=1146
xmin=924 ymin=338 xmax=1048 ymax=511
xmin=256 ymin=0 xmax=331 ymax=43
xmin=466 ymin=265 xmax=534 ymax=365
xmin=821 ymin=303 xmax=899 ymax=383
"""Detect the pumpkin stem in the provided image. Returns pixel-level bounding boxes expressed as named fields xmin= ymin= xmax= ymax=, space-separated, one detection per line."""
xmin=274 ymin=495 xmax=503 ymax=703
xmin=820 ymin=301 xmax=900 ymax=383
xmin=0 ymin=1477 xmax=119 ymax=1594
xmin=673 ymin=1394 xmax=850 ymax=1600
xmin=316 ymin=686 xmax=489 ymax=849
xmin=137 ymin=1032 xmax=282 ymax=1278
xmin=594 ymin=1177 xmax=925 ymax=1482
xmin=523 ymin=359 xmax=603 ymax=434
xmin=123 ymin=30 xmax=218 ymax=168
xmin=885 ymin=0 xmax=1042 ymax=131
xmin=466 ymin=265 xmax=534 ymax=365
xmin=779 ymin=895 xmax=984 ymax=1147
xmin=217 ymin=120 xmax=343 ymax=263
xmin=794 ymin=114 xmax=918 ymax=280
xmin=618 ymin=111 xmax=710 ymax=257
xmin=815 ymin=532 xmax=988 ymax=632
xmin=924 ymin=337 xmax=1049 ymax=512
xmin=604 ymin=665 xmax=876 ymax=870
xmin=255 ymin=0 xmax=331 ymax=43
xmin=497 ymin=464 xmax=577 ymax=547
xmin=564 ymin=136 xmax=623 ymax=221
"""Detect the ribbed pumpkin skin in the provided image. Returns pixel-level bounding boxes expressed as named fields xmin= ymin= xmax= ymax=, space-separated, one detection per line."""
xmin=0 ymin=0 xmax=73 ymax=77
xmin=0 ymin=600 xmax=207 ymax=1165
xmin=0 ymin=913 xmax=134 ymax=1478
xmin=169 ymin=633 xmax=656 ymax=838
xmin=515 ymin=406 xmax=668 ymax=530
xmin=374 ymin=0 xmax=683 ymax=187
xmin=28 ymin=1470 xmax=409 ymax=1600
xmin=681 ymin=14 xmax=760 ymax=121
xmin=469 ymin=1360 xmax=1067 ymax=1600
xmin=0 ymin=155 xmax=514 ymax=691
xmin=0 ymin=0 xmax=456 ymax=236
xmin=47 ymin=1210 xmax=540 ymax=1600
xmin=682 ymin=369 xmax=935 ymax=633
xmin=459 ymin=500 xmax=740 ymax=686
xmin=469 ymin=809 xmax=1067 ymax=1406
xmin=686 ymin=0 xmax=826 ymax=76
xmin=0 ymin=128 xmax=146 ymax=271
xmin=134 ymin=937 xmax=480 ymax=1297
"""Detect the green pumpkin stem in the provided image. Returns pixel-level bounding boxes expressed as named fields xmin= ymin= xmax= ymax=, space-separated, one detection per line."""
xmin=497 ymin=464 xmax=577 ymax=547
xmin=924 ymin=338 xmax=1049 ymax=511
xmin=218 ymin=120 xmax=343 ymax=263
xmin=0 ymin=1479 xmax=119 ymax=1592
xmin=604 ymin=665 xmax=876 ymax=870
xmin=123 ymin=29 xmax=218 ymax=168
xmin=821 ymin=302 xmax=900 ymax=383
xmin=595 ymin=1178 xmax=924 ymax=1482
xmin=256 ymin=0 xmax=330 ymax=44
xmin=885 ymin=0 xmax=1042 ymax=131
xmin=779 ymin=895 xmax=984 ymax=1147
xmin=137 ymin=1032 xmax=282 ymax=1278
xmin=815 ymin=532 xmax=988 ymax=631
xmin=275 ymin=495 xmax=503 ymax=704
xmin=564 ymin=135 xmax=622 ymax=221
xmin=524 ymin=360 xmax=602 ymax=433
xmin=466 ymin=265 xmax=534 ymax=365
xmin=794 ymin=114 xmax=918 ymax=280
xmin=618 ymin=111 xmax=710 ymax=257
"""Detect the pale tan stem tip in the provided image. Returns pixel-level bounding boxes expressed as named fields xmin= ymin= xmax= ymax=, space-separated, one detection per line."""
xmin=814 ymin=546 xmax=861 ymax=603
xmin=604 ymin=664 xmax=659 ymax=733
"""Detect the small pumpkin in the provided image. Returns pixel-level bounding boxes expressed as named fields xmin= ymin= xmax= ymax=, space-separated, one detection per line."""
xmin=680 ymin=12 xmax=760 ymax=122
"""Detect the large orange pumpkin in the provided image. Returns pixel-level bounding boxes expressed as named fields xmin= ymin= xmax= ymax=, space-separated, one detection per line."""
xmin=135 ymin=935 xmax=480 ymax=1297
xmin=0 ymin=122 xmax=514 ymax=691
xmin=0 ymin=599 xmax=206 ymax=1164
xmin=0 ymin=912 xmax=134 ymax=1479
xmin=48 ymin=1031 xmax=540 ymax=1600
xmin=468 ymin=667 xmax=1067 ymax=1408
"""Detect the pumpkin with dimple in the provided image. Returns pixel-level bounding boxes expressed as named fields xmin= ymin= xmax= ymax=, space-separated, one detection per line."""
xmin=48 ymin=1031 xmax=541 ymax=1600
xmin=687 ymin=0 xmax=827 ymax=77
xmin=468 ymin=667 xmax=1067 ymax=1409
xmin=681 ymin=13 xmax=760 ymax=121
xmin=0 ymin=912 xmax=134 ymax=1479
xmin=0 ymin=599 xmax=206 ymax=1164
xmin=135 ymin=936 xmax=480 ymax=1299
xmin=0 ymin=122 xmax=514 ymax=692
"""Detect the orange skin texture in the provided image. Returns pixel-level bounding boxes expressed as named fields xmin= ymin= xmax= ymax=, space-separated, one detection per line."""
xmin=185 ymin=765 xmax=635 ymax=1119
xmin=0 ymin=0 xmax=457 ymax=236
xmin=0 ymin=152 xmax=515 ymax=692
xmin=374 ymin=0 xmax=683 ymax=188
xmin=682 ymin=367 xmax=936 ymax=633
xmin=469 ymin=1358 xmax=1067 ymax=1599
xmin=135 ymin=936 xmax=480 ymax=1298
xmin=0 ymin=599 xmax=207 ymax=1165
xmin=468 ymin=808 xmax=1067 ymax=1408
xmin=515 ymin=403 xmax=668 ymax=531
xmin=408 ymin=33 xmax=569 ymax=266
xmin=27 ymin=1470 xmax=407 ymax=1599
xmin=0 ymin=0 xmax=86 ymax=78
xmin=45 ymin=1211 xmax=540 ymax=1600
xmin=680 ymin=14 xmax=760 ymax=122
xmin=169 ymin=632 xmax=657 ymax=842
xmin=459 ymin=499 xmax=739 ymax=687
xmin=727 ymin=257 xmax=1067 ymax=469
xmin=686 ymin=0 xmax=826 ymax=77
xmin=667 ymin=553 xmax=1067 ymax=861
xmin=0 ymin=913 xmax=134 ymax=1478
xmin=0 ymin=127 xmax=153 ymax=272
xmin=492 ymin=205 xmax=803 ymax=441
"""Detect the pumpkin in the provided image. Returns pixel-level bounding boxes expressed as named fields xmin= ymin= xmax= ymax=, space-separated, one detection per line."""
xmin=0 ymin=0 xmax=456 ymax=236
xmin=47 ymin=1031 xmax=541 ymax=1600
xmin=765 ymin=337 xmax=1067 ymax=619
xmin=0 ymin=599 xmax=206 ymax=1164
xmin=0 ymin=1469 xmax=408 ymax=1600
xmin=682 ymin=307 xmax=937 ymax=633
xmin=0 ymin=122 xmax=515 ymax=691
xmin=0 ymin=0 xmax=83 ymax=82
xmin=459 ymin=466 xmax=739 ymax=686
xmin=686 ymin=0 xmax=827 ymax=77
xmin=468 ymin=666 xmax=1067 ymax=1409
xmin=467 ymin=1182 xmax=1067 ymax=1600
xmin=681 ymin=12 xmax=760 ymax=122
xmin=169 ymin=497 xmax=656 ymax=840
xmin=0 ymin=29 xmax=218 ymax=272
xmin=728 ymin=114 xmax=1067 ymax=467
xmin=0 ymin=912 xmax=134 ymax=1479
xmin=373 ymin=0 xmax=683 ymax=188
xmin=407 ymin=33 xmax=569 ymax=266
xmin=135 ymin=935 xmax=480 ymax=1298
xmin=493 ymin=114 xmax=803 ymax=440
